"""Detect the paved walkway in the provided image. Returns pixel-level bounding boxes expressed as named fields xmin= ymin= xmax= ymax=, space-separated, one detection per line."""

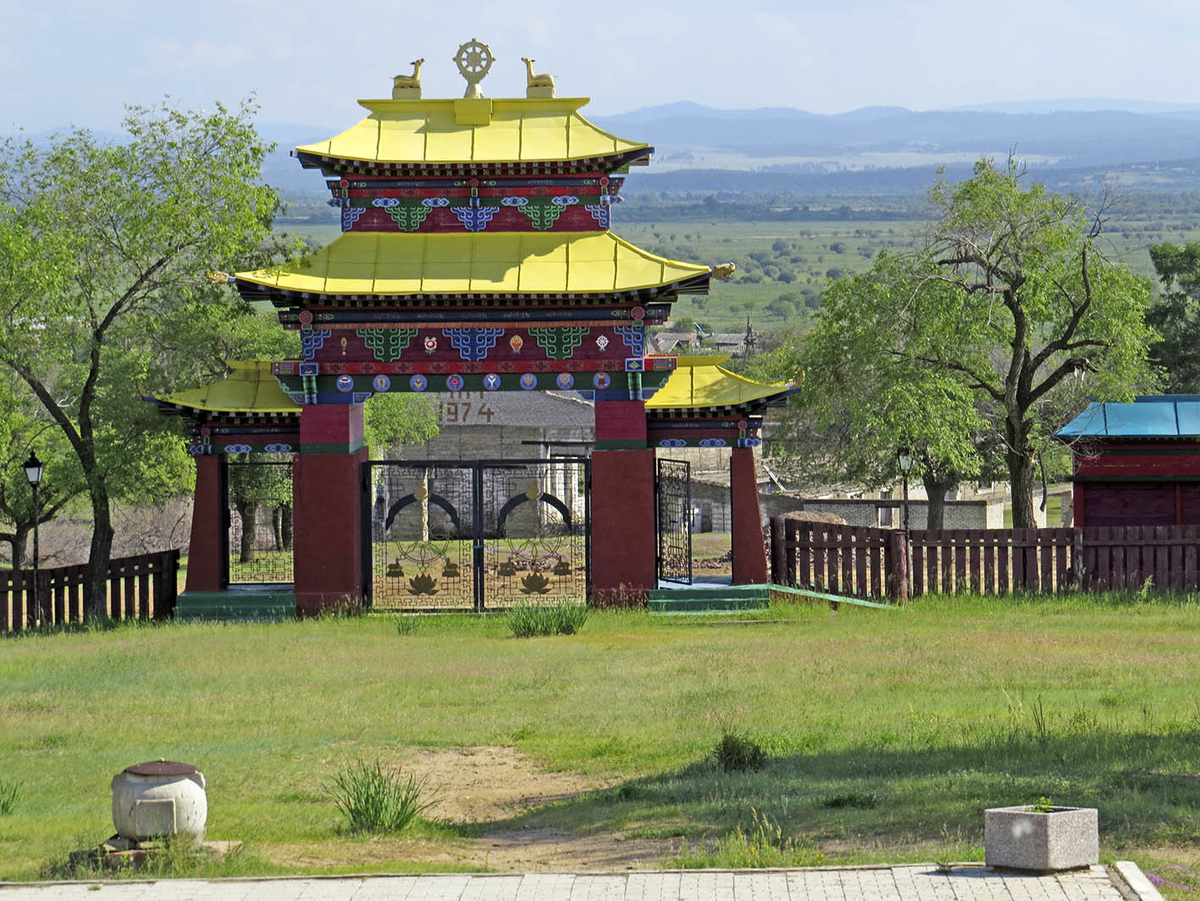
xmin=0 ymin=864 xmax=1162 ymax=901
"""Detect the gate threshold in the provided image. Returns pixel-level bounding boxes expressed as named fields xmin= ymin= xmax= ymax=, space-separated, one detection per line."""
xmin=648 ymin=581 xmax=898 ymax=614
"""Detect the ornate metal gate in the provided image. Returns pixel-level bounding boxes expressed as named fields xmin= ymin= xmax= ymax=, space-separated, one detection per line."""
xmin=225 ymin=458 xmax=294 ymax=584
xmin=656 ymin=458 xmax=692 ymax=584
xmin=364 ymin=458 xmax=590 ymax=610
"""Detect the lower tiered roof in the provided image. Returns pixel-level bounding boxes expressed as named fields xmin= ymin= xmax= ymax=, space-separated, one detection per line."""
xmin=234 ymin=231 xmax=711 ymax=303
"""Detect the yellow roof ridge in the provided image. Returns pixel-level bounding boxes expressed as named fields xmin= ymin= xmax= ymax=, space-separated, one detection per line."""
xmin=235 ymin=231 xmax=710 ymax=297
xmin=295 ymin=96 xmax=650 ymax=167
xmin=159 ymin=361 xmax=299 ymax=414
xmin=646 ymin=361 xmax=796 ymax=410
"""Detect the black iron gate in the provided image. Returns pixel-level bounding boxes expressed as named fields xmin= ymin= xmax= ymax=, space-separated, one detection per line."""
xmin=656 ymin=458 xmax=692 ymax=584
xmin=225 ymin=458 xmax=294 ymax=584
xmin=364 ymin=458 xmax=590 ymax=611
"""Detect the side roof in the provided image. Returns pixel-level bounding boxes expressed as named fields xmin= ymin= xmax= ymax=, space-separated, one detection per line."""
xmin=1056 ymin=395 xmax=1200 ymax=439
xmin=646 ymin=356 xmax=800 ymax=411
xmin=145 ymin=361 xmax=299 ymax=416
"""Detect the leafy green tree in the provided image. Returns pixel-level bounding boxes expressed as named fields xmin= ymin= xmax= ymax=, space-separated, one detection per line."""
xmin=756 ymin=256 xmax=985 ymax=528
xmin=0 ymin=100 xmax=285 ymax=616
xmin=1147 ymin=241 xmax=1200 ymax=392
xmin=364 ymin=394 xmax=440 ymax=457
xmin=757 ymin=160 xmax=1157 ymax=528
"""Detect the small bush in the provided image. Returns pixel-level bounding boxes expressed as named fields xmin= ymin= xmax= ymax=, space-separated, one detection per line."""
xmin=667 ymin=809 xmax=823 ymax=869
xmin=506 ymin=603 xmax=588 ymax=638
xmin=394 ymin=616 xmax=420 ymax=636
xmin=0 ymin=778 xmax=21 ymax=815
xmin=715 ymin=730 xmax=766 ymax=772
xmin=822 ymin=791 xmax=878 ymax=809
xmin=327 ymin=760 xmax=434 ymax=834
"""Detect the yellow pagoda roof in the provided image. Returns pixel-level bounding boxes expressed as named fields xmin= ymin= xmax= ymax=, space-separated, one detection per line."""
xmin=295 ymin=98 xmax=649 ymax=167
xmin=647 ymin=356 xmax=798 ymax=410
xmin=235 ymin=231 xmax=710 ymax=297
xmin=156 ymin=362 xmax=298 ymax=415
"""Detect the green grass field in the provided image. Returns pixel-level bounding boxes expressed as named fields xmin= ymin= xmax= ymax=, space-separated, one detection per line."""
xmin=2 ymin=593 xmax=1200 ymax=881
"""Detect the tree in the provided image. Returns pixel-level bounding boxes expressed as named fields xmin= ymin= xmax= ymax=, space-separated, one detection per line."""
xmin=1147 ymin=241 xmax=1200 ymax=392
xmin=747 ymin=257 xmax=985 ymax=529
xmin=758 ymin=159 xmax=1157 ymax=528
xmin=364 ymin=394 xmax=440 ymax=457
xmin=0 ymin=100 xmax=285 ymax=616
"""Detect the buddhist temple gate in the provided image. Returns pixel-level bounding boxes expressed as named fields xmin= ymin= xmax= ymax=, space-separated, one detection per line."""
xmin=153 ymin=43 xmax=797 ymax=615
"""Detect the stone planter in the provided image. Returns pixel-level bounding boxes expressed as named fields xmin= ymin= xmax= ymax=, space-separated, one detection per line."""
xmin=984 ymin=805 xmax=1098 ymax=872
xmin=111 ymin=760 xmax=207 ymax=843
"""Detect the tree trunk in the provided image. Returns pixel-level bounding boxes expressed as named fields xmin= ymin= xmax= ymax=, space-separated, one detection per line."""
xmin=1006 ymin=418 xmax=1039 ymax=529
xmin=272 ymin=507 xmax=283 ymax=551
xmin=922 ymin=476 xmax=958 ymax=531
xmin=85 ymin=492 xmax=114 ymax=620
xmin=281 ymin=504 xmax=293 ymax=551
xmin=8 ymin=526 xmax=29 ymax=570
xmin=236 ymin=501 xmax=256 ymax=564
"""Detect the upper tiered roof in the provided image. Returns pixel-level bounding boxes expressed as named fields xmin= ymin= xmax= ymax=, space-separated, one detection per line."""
xmin=295 ymin=98 xmax=651 ymax=175
xmin=646 ymin=356 xmax=800 ymax=412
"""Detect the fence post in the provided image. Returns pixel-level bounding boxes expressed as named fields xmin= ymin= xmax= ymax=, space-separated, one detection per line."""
xmin=1072 ymin=529 xmax=1085 ymax=589
xmin=785 ymin=519 xmax=798 ymax=587
xmin=156 ymin=549 xmax=179 ymax=621
xmin=771 ymin=516 xmax=786 ymax=585
xmin=886 ymin=529 xmax=909 ymax=603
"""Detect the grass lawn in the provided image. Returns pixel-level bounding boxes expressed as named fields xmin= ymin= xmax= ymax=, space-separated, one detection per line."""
xmin=3 ymin=594 xmax=1199 ymax=882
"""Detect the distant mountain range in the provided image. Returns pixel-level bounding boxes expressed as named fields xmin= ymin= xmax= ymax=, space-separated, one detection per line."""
xmin=23 ymin=98 xmax=1200 ymax=197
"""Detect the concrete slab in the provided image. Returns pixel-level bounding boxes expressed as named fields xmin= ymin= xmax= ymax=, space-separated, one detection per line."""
xmin=0 ymin=862 xmax=1163 ymax=901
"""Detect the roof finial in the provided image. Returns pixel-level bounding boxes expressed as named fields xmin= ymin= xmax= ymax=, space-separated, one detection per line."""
xmin=392 ymin=59 xmax=424 ymax=99
xmin=521 ymin=57 xmax=556 ymax=98
xmin=453 ymin=38 xmax=495 ymax=99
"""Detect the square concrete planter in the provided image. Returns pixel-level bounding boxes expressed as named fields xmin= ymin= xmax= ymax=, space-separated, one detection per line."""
xmin=984 ymin=805 xmax=1098 ymax=872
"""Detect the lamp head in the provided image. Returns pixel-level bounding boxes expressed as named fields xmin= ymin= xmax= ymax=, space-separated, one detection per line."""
xmin=22 ymin=452 xmax=43 ymax=487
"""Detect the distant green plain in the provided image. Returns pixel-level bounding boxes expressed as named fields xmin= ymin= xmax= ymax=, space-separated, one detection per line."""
xmin=279 ymin=210 xmax=1200 ymax=334
xmin=2 ymin=595 xmax=1199 ymax=880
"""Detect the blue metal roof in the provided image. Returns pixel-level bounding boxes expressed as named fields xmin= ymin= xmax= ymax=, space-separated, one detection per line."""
xmin=1057 ymin=395 xmax=1200 ymax=439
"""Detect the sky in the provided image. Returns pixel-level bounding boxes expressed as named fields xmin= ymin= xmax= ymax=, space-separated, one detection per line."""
xmin=4 ymin=0 xmax=1200 ymax=133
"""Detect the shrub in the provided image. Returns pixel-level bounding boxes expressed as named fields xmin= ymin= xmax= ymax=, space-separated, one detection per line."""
xmin=394 ymin=616 xmax=420 ymax=636
xmin=327 ymin=760 xmax=434 ymax=834
xmin=506 ymin=603 xmax=588 ymax=638
xmin=668 ymin=809 xmax=823 ymax=869
xmin=0 ymin=778 xmax=21 ymax=815
xmin=714 ymin=730 xmax=766 ymax=772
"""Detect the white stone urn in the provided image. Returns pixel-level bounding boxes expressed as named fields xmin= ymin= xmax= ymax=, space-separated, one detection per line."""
xmin=984 ymin=805 xmax=1098 ymax=871
xmin=111 ymin=760 xmax=207 ymax=842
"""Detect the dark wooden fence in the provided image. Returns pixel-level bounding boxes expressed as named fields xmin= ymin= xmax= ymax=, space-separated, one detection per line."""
xmin=2 ymin=549 xmax=180 ymax=633
xmin=771 ymin=518 xmax=1200 ymax=601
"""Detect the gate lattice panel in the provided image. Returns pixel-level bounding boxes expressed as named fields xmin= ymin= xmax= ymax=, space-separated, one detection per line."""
xmin=226 ymin=459 xmax=294 ymax=584
xmin=365 ymin=459 xmax=589 ymax=611
xmin=656 ymin=458 xmax=692 ymax=584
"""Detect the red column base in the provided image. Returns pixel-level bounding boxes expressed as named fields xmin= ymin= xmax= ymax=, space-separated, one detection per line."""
xmin=185 ymin=455 xmax=224 ymax=593
xmin=731 ymin=447 xmax=768 ymax=585
xmin=293 ymin=448 xmax=368 ymax=615
xmin=591 ymin=448 xmax=656 ymax=606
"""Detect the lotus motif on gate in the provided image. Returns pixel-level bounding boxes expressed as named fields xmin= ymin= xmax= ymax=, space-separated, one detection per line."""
xmin=408 ymin=574 xmax=439 ymax=595
xmin=520 ymin=573 xmax=551 ymax=594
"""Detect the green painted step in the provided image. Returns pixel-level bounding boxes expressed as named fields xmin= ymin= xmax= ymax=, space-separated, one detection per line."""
xmin=648 ymin=585 xmax=771 ymax=614
xmin=174 ymin=587 xmax=297 ymax=622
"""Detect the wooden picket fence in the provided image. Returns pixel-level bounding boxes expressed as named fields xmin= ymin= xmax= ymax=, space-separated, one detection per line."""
xmin=771 ymin=519 xmax=1200 ymax=601
xmin=2 ymin=549 xmax=180 ymax=633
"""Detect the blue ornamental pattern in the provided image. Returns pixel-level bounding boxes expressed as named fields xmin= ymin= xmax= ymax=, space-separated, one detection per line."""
xmin=699 ymin=438 xmax=728 ymax=448
xmin=300 ymin=329 xmax=333 ymax=361
xmin=613 ymin=324 xmax=645 ymax=358
xmin=585 ymin=204 xmax=610 ymax=228
xmin=264 ymin=443 xmax=294 ymax=453
xmin=443 ymin=327 xmax=505 ymax=361
xmin=451 ymin=202 xmax=500 ymax=232
xmin=341 ymin=207 xmax=365 ymax=231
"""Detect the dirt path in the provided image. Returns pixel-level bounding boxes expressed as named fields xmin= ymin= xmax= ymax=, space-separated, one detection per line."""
xmin=401 ymin=746 xmax=671 ymax=871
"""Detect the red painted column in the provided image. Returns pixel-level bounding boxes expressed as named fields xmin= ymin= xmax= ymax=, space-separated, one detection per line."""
xmin=1074 ymin=483 xmax=1086 ymax=527
xmin=591 ymin=401 xmax=657 ymax=605
xmin=185 ymin=454 xmax=225 ymax=593
xmin=293 ymin=405 xmax=367 ymax=615
xmin=730 ymin=446 xmax=768 ymax=584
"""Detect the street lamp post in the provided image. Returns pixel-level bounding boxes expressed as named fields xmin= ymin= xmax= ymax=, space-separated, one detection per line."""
xmin=22 ymin=452 xmax=43 ymax=629
xmin=897 ymin=449 xmax=913 ymax=534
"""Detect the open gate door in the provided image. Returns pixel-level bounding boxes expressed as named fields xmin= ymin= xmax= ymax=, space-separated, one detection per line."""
xmin=656 ymin=458 xmax=692 ymax=584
